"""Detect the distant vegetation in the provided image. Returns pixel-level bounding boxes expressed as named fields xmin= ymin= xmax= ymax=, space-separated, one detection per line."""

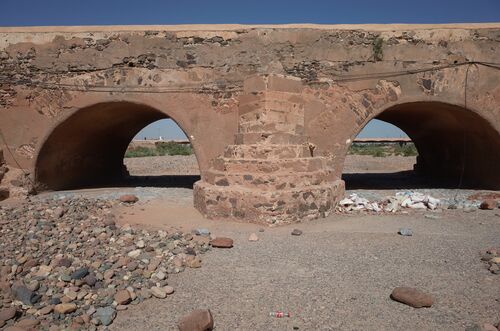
xmin=348 ymin=143 xmax=418 ymax=157
xmin=125 ymin=141 xmax=193 ymax=158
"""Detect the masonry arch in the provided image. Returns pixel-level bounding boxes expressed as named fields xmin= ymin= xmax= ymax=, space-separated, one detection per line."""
xmin=343 ymin=101 xmax=500 ymax=190
xmin=35 ymin=101 xmax=202 ymax=190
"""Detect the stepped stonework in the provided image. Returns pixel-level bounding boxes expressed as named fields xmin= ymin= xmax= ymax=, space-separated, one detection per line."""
xmin=194 ymin=75 xmax=344 ymax=225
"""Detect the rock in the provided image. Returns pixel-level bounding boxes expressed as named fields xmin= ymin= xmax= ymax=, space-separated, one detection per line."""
xmin=177 ymin=309 xmax=214 ymax=331
xmin=54 ymin=258 xmax=72 ymax=268
xmin=193 ymin=228 xmax=210 ymax=236
xmin=11 ymin=285 xmax=39 ymax=305
xmin=84 ymin=273 xmax=97 ymax=286
xmin=291 ymin=229 xmax=302 ymax=236
xmin=37 ymin=305 xmax=53 ymax=315
xmin=114 ymin=290 xmax=132 ymax=305
xmin=398 ymin=228 xmax=413 ymax=236
xmin=128 ymin=249 xmax=142 ymax=258
xmin=480 ymin=199 xmax=497 ymax=210
xmin=3 ymin=326 xmax=24 ymax=331
xmin=483 ymin=323 xmax=499 ymax=331
xmin=248 ymin=233 xmax=259 ymax=241
xmin=36 ymin=265 xmax=52 ymax=277
xmin=54 ymin=207 xmax=65 ymax=218
xmin=71 ymin=267 xmax=89 ymax=280
xmin=209 ymin=237 xmax=233 ymax=248
xmin=186 ymin=257 xmax=202 ymax=268
xmin=491 ymin=257 xmax=500 ymax=264
xmin=0 ymin=307 xmax=17 ymax=322
xmin=390 ymin=287 xmax=433 ymax=308
xmin=150 ymin=286 xmax=166 ymax=299
xmin=164 ymin=286 xmax=174 ymax=295
xmin=54 ymin=303 xmax=77 ymax=314
xmin=119 ymin=194 xmax=139 ymax=203
xmin=95 ymin=307 xmax=116 ymax=326
xmin=15 ymin=318 xmax=40 ymax=328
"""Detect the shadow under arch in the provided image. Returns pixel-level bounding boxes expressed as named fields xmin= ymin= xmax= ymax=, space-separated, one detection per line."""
xmin=344 ymin=101 xmax=500 ymax=190
xmin=35 ymin=101 xmax=201 ymax=191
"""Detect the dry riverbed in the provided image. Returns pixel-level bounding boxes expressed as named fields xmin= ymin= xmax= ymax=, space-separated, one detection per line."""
xmin=0 ymin=154 xmax=499 ymax=330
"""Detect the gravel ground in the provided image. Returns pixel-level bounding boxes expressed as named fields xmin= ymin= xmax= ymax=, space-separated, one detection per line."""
xmin=2 ymin=154 xmax=499 ymax=330
xmin=124 ymin=155 xmax=200 ymax=176
xmin=109 ymin=207 xmax=500 ymax=331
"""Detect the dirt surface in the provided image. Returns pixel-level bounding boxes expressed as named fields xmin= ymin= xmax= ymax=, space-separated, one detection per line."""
xmin=342 ymin=155 xmax=416 ymax=174
xmin=3 ymin=155 xmax=499 ymax=330
xmin=106 ymin=196 xmax=500 ymax=331
xmin=124 ymin=155 xmax=200 ymax=176
xmin=123 ymin=154 xmax=415 ymax=177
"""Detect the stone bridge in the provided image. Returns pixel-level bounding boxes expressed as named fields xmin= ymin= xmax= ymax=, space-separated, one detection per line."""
xmin=0 ymin=24 xmax=499 ymax=224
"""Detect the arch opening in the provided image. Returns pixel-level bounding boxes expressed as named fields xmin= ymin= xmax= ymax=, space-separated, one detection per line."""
xmin=342 ymin=102 xmax=500 ymax=190
xmin=35 ymin=101 xmax=201 ymax=191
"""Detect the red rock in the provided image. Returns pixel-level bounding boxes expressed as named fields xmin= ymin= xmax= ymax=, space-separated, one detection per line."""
xmin=209 ymin=237 xmax=233 ymax=248
xmin=390 ymin=287 xmax=433 ymax=308
xmin=15 ymin=318 xmax=40 ymax=328
xmin=114 ymin=289 xmax=132 ymax=305
xmin=483 ymin=323 xmax=499 ymax=331
xmin=177 ymin=309 xmax=214 ymax=331
xmin=0 ymin=307 xmax=17 ymax=322
xmin=480 ymin=199 xmax=497 ymax=210
xmin=119 ymin=194 xmax=139 ymax=203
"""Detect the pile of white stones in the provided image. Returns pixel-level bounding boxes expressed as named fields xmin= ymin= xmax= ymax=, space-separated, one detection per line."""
xmin=338 ymin=192 xmax=441 ymax=213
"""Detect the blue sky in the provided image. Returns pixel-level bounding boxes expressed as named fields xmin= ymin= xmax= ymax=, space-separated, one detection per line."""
xmin=2 ymin=0 xmax=498 ymax=139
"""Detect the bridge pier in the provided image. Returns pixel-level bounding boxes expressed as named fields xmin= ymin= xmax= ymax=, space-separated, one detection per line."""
xmin=194 ymin=75 xmax=344 ymax=225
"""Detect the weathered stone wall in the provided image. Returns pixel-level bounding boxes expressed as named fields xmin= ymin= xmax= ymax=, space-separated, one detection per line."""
xmin=0 ymin=24 xmax=499 ymax=191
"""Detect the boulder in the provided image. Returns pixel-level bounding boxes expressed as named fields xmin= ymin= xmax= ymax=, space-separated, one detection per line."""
xmin=390 ymin=287 xmax=433 ymax=308
xmin=178 ymin=309 xmax=214 ymax=331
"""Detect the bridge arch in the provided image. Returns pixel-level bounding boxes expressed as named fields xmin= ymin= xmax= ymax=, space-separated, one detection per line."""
xmin=35 ymin=101 xmax=202 ymax=190
xmin=344 ymin=101 xmax=500 ymax=189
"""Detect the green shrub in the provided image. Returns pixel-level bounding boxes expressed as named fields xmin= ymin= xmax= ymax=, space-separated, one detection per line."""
xmin=373 ymin=37 xmax=384 ymax=61
xmin=393 ymin=144 xmax=418 ymax=157
xmin=124 ymin=142 xmax=194 ymax=158
xmin=155 ymin=141 xmax=193 ymax=156
xmin=124 ymin=146 xmax=157 ymax=158
xmin=348 ymin=142 xmax=418 ymax=157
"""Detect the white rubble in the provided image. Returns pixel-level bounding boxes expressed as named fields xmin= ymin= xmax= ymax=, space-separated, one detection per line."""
xmin=339 ymin=192 xmax=441 ymax=213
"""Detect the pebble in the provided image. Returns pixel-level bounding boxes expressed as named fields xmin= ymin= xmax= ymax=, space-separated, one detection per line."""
xmin=0 ymin=307 xmax=17 ymax=322
xmin=11 ymin=285 xmax=38 ymax=305
xmin=54 ymin=207 xmax=65 ymax=218
xmin=177 ymin=309 xmax=214 ymax=331
xmin=209 ymin=237 xmax=234 ymax=248
xmin=248 ymin=233 xmax=259 ymax=241
xmin=128 ymin=249 xmax=142 ymax=258
xmin=150 ymin=286 xmax=167 ymax=299
xmin=291 ymin=229 xmax=303 ymax=236
xmin=193 ymin=228 xmax=210 ymax=236
xmin=95 ymin=307 xmax=116 ymax=326
xmin=54 ymin=303 xmax=77 ymax=314
xmin=0 ymin=196 xmax=210 ymax=329
xmin=390 ymin=287 xmax=433 ymax=308
xmin=15 ymin=318 xmax=40 ymax=328
xmin=164 ymin=286 xmax=175 ymax=295
xmin=119 ymin=194 xmax=139 ymax=203
xmin=114 ymin=290 xmax=132 ymax=305
xmin=480 ymin=199 xmax=497 ymax=210
xmin=37 ymin=305 xmax=53 ymax=315
xmin=71 ymin=267 xmax=89 ymax=280
xmin=186 ymin=257 xmax=202 ymax=268
xmin=398 ymin=228 xmax=413 ymax=236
